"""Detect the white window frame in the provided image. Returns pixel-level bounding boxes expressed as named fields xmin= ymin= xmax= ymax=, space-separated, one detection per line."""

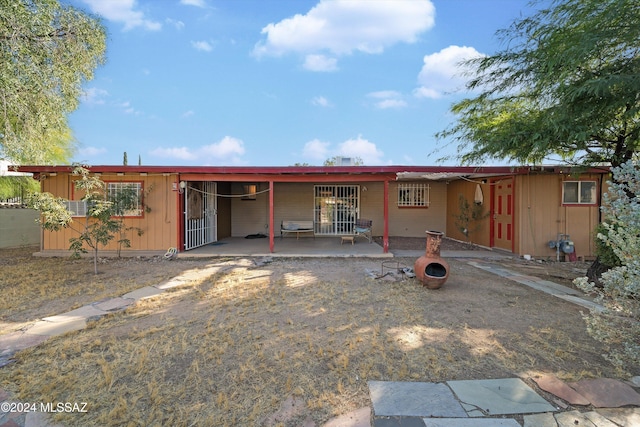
xmin=64 ymin=200 xmax=88 ymax=217
xmin=397 ymin=183 xmax=430 ymax=207
xmin=107 ymin=181 xmax=144 ymax=217
xmin=562 ymin=181 xmax=597 ymax=205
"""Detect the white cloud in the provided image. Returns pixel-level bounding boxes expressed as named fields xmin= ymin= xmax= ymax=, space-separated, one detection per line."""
xmin=166 ymin=18 xmax=185 ymax=30
xmin=182 ymin=110 xmax=195 ymax=118
xmin=302 ymin=139 xmax=330 ymax=160
xmin=81 ymin=87 xmax=109 ymax=105
xmin=78 ymin=0 xmax=161 ymax=31
xmin=253 ymin=0 xmax=435 ymax=70
xmin=303 ymin=54 xmax=338 ymax=72
xmin=150 ymin=147 xmax=196 ymax=161
xmin=151 ymin=136 xmax=246 ymax=164
xmin=302 ymin=136 xmax=384 ymax=164
xmin=180 ymin=0 xmax=207 ymax=7
xmin=338 ymin=135 xmax=384 ymax=164
xmin=367 ymin=90 xmax=407 ymax=109
xmin=119 ymin=101 xmax=141 ymax=115
xmin=414 ymin=45 xmax=485 ymax=99
xmin=191 ymin=40 xmax=214 ymax=52
xmin=311 ymin=96 xmax=331 ymax=107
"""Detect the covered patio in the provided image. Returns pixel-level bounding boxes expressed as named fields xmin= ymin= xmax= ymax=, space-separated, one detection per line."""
xmin=178 ymin=235 xmax=392 ymax=258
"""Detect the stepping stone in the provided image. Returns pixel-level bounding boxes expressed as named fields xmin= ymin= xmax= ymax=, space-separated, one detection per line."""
xmin=423 ymin=419 xmax=520 ymax=426
xmin=369 ymin=381 xmax=467 ymax=418
xmin=596 ymin=408 xmax=640 ymax=426
xmin=569 ymin=378 xmax=640 ymax=408
xmin=523 ymin=412 xmax=557 ymax=427
xmin=447 ymin=378 xmax=555 ymax=417
xmin=373 ymin=417 xmax=425 ymax=427
xmin=94 ymin=297 xmax=133 ymax=312
xmin=532 ymin=375 xmax=590 ymax=406
xmin=554 ymin=410 xmax=617 ymax=427
xmin=122 ymin=286 xmax=163 ymax=301
xmin=25 ymin=318 xmax=86 ymax=337
xmin=43 ymin=305 xmax=105 ymax=322
xmin=322 ymin=407 xmax=370 ymax=427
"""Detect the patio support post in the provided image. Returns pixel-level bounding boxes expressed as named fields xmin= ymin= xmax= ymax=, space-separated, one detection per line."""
xmin=383 ymin=179 xmax=389 ymax=253
xmin=269 ymin=180 xmax=274 ymax=253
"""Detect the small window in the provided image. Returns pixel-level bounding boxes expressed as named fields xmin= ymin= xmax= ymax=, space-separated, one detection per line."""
xmin=242 ymin=184 xmax=257 ymax=200
xmin=64 ymin=200 xmax=88 ymax=217
xmin=107 ymin=182 xmax=143 ymax=216
xmin=398 ymin=183 xmax=430 ymax=207
xmin=562 ymin=181 xmax=596 ymax=205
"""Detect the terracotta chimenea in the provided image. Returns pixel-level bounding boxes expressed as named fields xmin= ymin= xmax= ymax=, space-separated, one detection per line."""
xmin=414 ymin=230 xmax=450 ymax=289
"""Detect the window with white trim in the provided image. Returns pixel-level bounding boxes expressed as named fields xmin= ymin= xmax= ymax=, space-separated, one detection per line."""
xmin=64 ymin=200 xmax=88 ymax=217
xmin=562 ymin=181 xmax=597 ymax=205
xmin=107 ymin=182 xmax=143 ymax=216
xmin=398 ymin=183 xmax=430 ymax=207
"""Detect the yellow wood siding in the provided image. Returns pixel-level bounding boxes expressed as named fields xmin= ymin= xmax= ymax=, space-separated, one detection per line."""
xmin=40 ymin=174 xmax=178 ymax=252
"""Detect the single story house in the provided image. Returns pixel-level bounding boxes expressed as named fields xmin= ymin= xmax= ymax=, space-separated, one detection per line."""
xmin=16 ymin=164 xmax=609 ymax=259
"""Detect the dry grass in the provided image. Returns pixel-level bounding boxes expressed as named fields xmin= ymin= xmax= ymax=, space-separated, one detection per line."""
xmin=0 ymin=253 xmax=625 ymax=427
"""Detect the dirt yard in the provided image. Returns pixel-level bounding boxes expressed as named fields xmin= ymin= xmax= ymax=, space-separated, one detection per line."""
xmin=0 ymin=243 xmax=630 ymax=426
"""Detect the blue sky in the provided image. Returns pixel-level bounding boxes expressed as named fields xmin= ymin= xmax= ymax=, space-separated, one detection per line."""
xmin=64 ymin=0 xmax=543 ymax=167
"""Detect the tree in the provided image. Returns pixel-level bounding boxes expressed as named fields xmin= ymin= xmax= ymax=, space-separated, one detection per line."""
xmin=28 ymin=165 xmax=142 ymax=274
xmin=574 ymin=161 xmax=640 ymax=369
xmin=0 ymin=0 xmax=106 ymax=165
xmin=436 ymin=0 xmax=640 ymax=171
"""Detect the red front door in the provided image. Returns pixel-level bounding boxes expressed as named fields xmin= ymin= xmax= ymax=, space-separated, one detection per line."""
xmin=491 ymin=177 xmax=514 ymax=252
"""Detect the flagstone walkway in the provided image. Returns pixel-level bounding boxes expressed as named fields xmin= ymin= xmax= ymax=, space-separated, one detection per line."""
xmin=1 ymin=257 xmax=639 ymax=426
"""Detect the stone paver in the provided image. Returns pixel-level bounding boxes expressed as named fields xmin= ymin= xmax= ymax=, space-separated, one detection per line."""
xmin=42 ymin=305 xmax=105 ymax=323
xmin=423 ymin=419 xmax=520 ymax=426
xmin=24 ymin=318 xmax=86 ymax=337
xmin=595 ymin=408 xmax=640 ymax=426
xmin=555 ymin=410 xmax=616 ymax=427
xmin=523 ymin=412 xmax=557 ymax=427
xmin=369 ymin=381 xmax=467 ymax=418
xmin=447 ymin=378 xmax=556 ymax=417
xmin=532 ymin=375 xmax=590 ymax=406
xmin=121 ymin=286 xmax=163 ymax=301
xmin=94 ymin=297 xmax=134 ymax=312
xmin=569 ymin=378 xmax=640 ymax=408
xmin=373 ymin=416 xmax=425 ymax=427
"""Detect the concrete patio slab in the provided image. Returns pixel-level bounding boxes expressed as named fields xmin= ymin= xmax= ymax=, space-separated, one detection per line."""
xmin=369 ymin=381 xmax=467 ymax=418
xmin=423 ymin=419 xmax=520 ymax=426
xmin=569 ymin=378 xmax=640 ymax=408
xmin=372 ymin=416 xmax=426 ymax=427
xmin=122 ymin=286 xmax=164 ymax=301
xmin=446 ymin=378 xmax=556 ymax=417
xmin=523 ymin=412 xmax=557 ymax=427
xmin=532 ymin=375 xmax=590 ymax=406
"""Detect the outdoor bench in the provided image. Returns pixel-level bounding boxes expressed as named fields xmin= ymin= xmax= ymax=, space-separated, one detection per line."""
xmin=280 ymin=220 xmax=315 ymax=239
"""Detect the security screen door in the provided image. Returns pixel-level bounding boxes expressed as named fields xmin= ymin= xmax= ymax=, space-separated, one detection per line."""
xmin=184 ymin=181 xmax=217 ymax=250
xmin=314 ymin=185 xmax=360 ymax=235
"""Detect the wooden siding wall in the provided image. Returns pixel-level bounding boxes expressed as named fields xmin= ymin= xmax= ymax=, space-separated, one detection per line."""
xmin=445 ymin=180 xmax=491 ymax=247
xmin=516 ymin=174 xmax=601 ymax=259
xmin=40 ymin=174 xmax=178 ymax=252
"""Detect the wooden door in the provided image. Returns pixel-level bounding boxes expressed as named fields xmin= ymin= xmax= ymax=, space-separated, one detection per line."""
xmin=491 ymin=177 xmax=514 ymax=252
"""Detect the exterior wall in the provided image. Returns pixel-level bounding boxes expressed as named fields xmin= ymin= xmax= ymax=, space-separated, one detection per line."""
xmin=385 ymin=181 xmax=448 ymax=237
xmin=0 ymin=208 xmax=40 ymax=248
xmin=230 ymin=182 xmax=271 ymax=237
xmin=515 ymin=174 xmax=601 ymax=259
xmin=216 ymin=182 xmax=232 ymax=239
xmin=40 ymin=173 xmax=178 ymax=252
xmin=445 ymin=180 xmax=491 ymax=247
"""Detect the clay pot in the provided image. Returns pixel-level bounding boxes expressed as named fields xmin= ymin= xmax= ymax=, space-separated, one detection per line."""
xmin=414 ymin=230 xmax=450 ymax=289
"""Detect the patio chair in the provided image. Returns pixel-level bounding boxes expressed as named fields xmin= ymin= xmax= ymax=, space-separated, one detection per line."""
xmin=354 ymin=218 xmax=373 ymax=243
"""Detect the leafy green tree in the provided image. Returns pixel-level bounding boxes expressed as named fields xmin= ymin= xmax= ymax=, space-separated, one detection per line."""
xmin=436 ymin=0 xmax=640 ymax=171
xmin=0 ymin=0 xmax=106 ymax=164
xmin=28 ymin=165 xmax=140 ymax=274
xmin=575 ymin=161 xmax=640 ymax=369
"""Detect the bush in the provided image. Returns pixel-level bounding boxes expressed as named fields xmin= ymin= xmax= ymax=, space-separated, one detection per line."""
xmin=574 ymin=161 xmax=640 ymax=370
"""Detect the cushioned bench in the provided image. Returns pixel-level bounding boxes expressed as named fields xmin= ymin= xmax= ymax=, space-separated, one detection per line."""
xmin=280 ymin=220 xmax=315 ymax=239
